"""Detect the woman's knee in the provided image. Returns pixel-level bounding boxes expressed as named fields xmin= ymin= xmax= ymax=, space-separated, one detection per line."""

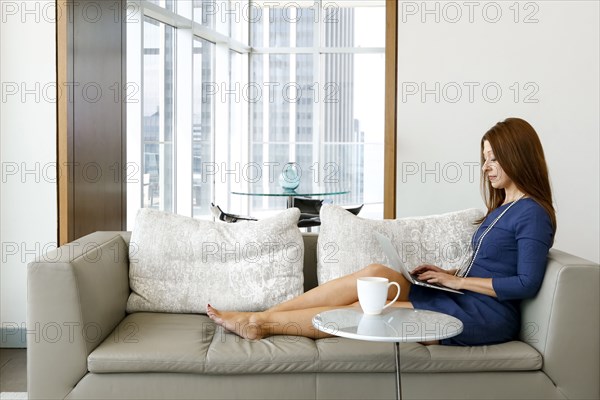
xmin=355 ymin=263 xmax=409 ymax=300
xmin=357 ymin=263 xmax=392 ymax=278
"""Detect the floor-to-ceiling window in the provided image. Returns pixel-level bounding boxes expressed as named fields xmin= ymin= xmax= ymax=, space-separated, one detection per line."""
xmin=192 ymin=37 xmax=215 ymax=217
xmin=127 ymin=0 xmax=385 ymax=227
xmin=248 ymin=2 xmax=385 ymax=217
xmin=142 ymin=17 xmax=175 ymax=211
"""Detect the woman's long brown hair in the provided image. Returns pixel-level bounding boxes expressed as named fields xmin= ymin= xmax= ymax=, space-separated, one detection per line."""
xmin=478 ymin=118 xmax=557 ymax=232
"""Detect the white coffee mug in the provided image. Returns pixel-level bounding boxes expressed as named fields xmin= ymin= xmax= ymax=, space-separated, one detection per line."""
xmin=357 ymin=277 xmax=401 ymax=315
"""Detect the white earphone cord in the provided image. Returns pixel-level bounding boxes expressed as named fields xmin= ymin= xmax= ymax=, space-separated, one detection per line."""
xmin=456 ymin=195 xmax=525 ymax=278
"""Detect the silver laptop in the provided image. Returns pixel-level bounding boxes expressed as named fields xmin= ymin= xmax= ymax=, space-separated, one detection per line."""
xmin=374 ymin=232 xmax=463 ymax=295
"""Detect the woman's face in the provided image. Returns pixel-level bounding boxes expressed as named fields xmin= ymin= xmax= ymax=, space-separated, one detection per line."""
xmin=482 ymin=140 xmax=514 ymax=191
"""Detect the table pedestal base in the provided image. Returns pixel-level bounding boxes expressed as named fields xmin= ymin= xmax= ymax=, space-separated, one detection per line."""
xmin=394 ymin=342 xmax=402 ymax=400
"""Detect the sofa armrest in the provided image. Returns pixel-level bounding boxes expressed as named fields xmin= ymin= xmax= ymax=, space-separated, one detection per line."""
xmin=27 ymin=232 xmax=130 ymax=399
xmin=520 ymin=249 xmax=600 ymax=399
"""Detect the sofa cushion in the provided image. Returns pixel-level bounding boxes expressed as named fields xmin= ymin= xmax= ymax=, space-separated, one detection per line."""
xmin=126 ymin=208 xmax=304 ymax=313
xmin=415 ymin=341 xmax=543 ymax=372
xmin=88 ymin=312 xmax=319 ymax=374
xmin=316 ymin=338 xmax=542 ymax=373
xmin=88 ymin=313 xmax=542 ymax=375
xmin=88 ymin=313 xmax=212 ymax=374
xmin=317 ymin=205 xmax=484 ymax=284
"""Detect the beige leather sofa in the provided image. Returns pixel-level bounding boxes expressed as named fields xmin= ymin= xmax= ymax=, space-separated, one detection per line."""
xmin=28 ymin=231 xmax=599 ymax=400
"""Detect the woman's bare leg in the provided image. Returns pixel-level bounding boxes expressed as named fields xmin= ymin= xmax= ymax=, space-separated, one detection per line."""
xmin=206 ymin=264 xmax=413 ymax=341
xmin=207 ymin=301 xmax=416 ymax=341
xmin=207 ymin=305 xmax=339 ymax=340
xmin=268 ymin=264 xmax=411 ymax=313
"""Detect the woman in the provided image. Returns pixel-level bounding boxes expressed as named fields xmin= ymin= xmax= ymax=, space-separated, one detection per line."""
xmin=208 ymin=117 xmax=556 ymax=346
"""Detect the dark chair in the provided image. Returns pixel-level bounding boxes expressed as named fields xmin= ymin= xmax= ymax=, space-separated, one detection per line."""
xmin=295 ymin=198 xmax=363 ymax=229
xmin=293 ymin=197 xmax=326 ymax=214
xmin=344 ymin=204 xmax=363 ymax=216
xmin=210 ymin=203 xmax=258 ymax=223
xmin=294 ymin=198 xmax=326 ymax=230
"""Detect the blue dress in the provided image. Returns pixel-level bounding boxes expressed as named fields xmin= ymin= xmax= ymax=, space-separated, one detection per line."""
xmin=408 ymin=199 xmax=554 ymax=346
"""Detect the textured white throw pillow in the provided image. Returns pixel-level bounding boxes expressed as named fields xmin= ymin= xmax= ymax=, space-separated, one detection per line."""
xmin=127 ymin=208 xmax=304 ymax=313
xmin=317 ymin=205 xmax=484 ymax=284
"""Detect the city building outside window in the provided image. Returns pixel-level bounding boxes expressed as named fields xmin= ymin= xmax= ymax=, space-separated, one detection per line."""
xmin=126 ymin=0 xmax=385 ymax=228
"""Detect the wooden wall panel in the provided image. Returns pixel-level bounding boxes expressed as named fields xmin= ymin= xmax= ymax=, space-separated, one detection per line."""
xmin=384 ymin=0 xmax=398 ymax=219
xmin=58 ymin=0 xmax=126 ymax=244
xmin=57 ymin=0 xmax=72 ymax=245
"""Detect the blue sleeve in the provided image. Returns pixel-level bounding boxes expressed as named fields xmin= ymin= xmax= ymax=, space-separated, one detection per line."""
xmin=492 ymin=203 xmax=554 ymax=301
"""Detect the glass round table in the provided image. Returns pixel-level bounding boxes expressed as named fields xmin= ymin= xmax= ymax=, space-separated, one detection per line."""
xmin=232 ymin=188 xmax=350 ymax=208
xmin=312 ymin=307 xmax=463 ymax=400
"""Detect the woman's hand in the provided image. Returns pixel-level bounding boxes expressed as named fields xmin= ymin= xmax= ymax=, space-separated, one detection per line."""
xmin=414 ymin=270 xmax=464 ymax=290
xmin=411 ymin=264 xmax=456 ymax=276
xmin=411 ymin=265 xmax=463 ymax=290
xmin=412 ymin=265 xmax=498 ymax=297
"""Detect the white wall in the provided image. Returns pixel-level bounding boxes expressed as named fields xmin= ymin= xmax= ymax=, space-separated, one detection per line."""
xmin=1 ymin=0 xmax=57 ymax=345
xmin=396 ymin=1 xmax=599 ymax=263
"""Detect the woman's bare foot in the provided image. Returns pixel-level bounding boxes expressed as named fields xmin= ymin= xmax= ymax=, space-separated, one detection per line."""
xmin=206 ymin=304 xmax=266 ymax=340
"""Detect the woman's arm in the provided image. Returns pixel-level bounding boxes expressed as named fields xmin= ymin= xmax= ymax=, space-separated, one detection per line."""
xmin=492 ymin=205 xmax=554 ymax=301
xmin=457 ymin=277 xmax=496 ymax=297
xmin=415 ymin=270 xmax=498 ymax=297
